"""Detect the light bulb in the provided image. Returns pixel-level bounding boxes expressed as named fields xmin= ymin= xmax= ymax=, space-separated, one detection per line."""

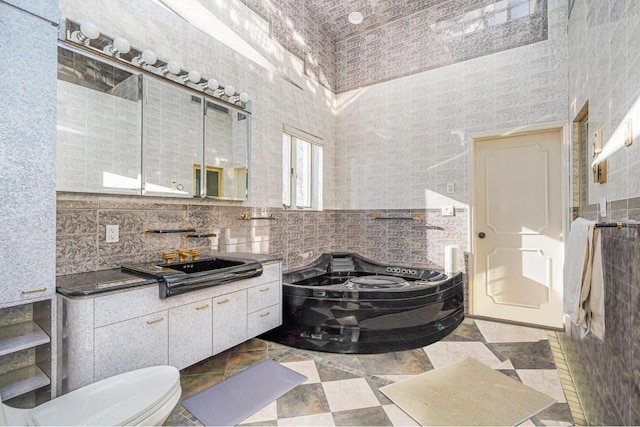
xmin=132 ymin=49 xmax=157 ymax=66
xmin=239 ymin=92 xmax=250 ymax=103
xmin=206 ymin=78 xmax=219 ymax=90
xmin=70 ymin=21 xmax=99 ymax=45
xmin=167 ymin=61 xmax=182 ymax=75
xmin=187 ymin=70 xmax=201 ymax=83
xmin=141 ymin=50 xmax=157 ymax=65
xmin=224 ymin=85 xmax=235 ymax=97
xmin=113 ymin=37 xmax=130 ymax=54
xmin=80 ymin=21 xmax=100 ymax=39
xmin=103 ymin=36 xmax=130 ymax=56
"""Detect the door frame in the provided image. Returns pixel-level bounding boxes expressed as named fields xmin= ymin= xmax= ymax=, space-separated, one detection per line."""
xmin=466 ymin=122 xmax=571 ymax=325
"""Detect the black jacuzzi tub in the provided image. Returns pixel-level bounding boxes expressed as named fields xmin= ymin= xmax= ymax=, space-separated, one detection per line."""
xmin=261 ymin=252 xmax=464 ymax=354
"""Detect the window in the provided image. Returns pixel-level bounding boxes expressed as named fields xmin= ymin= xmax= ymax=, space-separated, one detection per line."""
xmin=194 ymin=164 xmax=222 ymax=198
xmin=282 ymin=127 xmax=323 ymax=210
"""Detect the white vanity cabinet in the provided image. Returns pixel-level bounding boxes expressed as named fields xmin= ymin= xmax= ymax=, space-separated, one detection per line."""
xmin=169 ymin=299 xmax=213 ymax=370
xmin=61 ymin=261 xmax=281 ymax=392
xmin=94 ymin=311 xmax=169 ymax=381
xmin=212 ymin=291 xmax=247 ymax=355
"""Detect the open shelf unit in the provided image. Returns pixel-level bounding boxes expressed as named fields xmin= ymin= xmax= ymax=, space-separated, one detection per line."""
xmin=0 ymin=299 xmax=54 ymax=407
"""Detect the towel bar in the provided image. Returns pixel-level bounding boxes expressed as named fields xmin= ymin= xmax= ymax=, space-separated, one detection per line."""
xmin=595 ymin=221 xmax=640 ymax=229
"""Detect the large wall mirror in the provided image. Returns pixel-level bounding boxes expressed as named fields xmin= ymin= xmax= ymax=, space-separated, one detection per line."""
xmin=203 ymin=101 xmax=249 ymax=200
xmin=57 ymin=46 xmax=142 ymax=194
xmin=56 ymin=45 xmax=250 ymax=201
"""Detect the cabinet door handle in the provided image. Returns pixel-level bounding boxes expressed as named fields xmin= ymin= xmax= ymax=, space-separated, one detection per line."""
xmin=217 ymin=298 xmax=230 ymax=305
xmin=196 ymin=304 xmax=210 ymax=310
xmin=21 ymin=287 xmax=47 ymax=294
xmin=146 ymin=317 xmax=164 ymax=325
xmin=259 ymin=287 xmax=270 ymax=292
xmin=260 ymin=311 xmax=270 ymax=317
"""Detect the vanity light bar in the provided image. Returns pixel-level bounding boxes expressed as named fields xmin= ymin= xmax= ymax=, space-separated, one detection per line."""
xmin=63 ymin=19 xmax=250 ymax=110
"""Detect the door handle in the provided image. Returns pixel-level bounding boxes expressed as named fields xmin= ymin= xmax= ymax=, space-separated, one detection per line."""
xmin=478 ymin=232 xmax=486 ymax=239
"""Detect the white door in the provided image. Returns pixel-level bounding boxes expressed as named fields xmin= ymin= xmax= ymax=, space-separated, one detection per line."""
xmin=473 ymin=129 xmax=564 ymax=328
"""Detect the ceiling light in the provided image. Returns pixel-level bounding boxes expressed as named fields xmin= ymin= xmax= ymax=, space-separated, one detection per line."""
xmin=348 ymin=12 xmax=363 ymax=25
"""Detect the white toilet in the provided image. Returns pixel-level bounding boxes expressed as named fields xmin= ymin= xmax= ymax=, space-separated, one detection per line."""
xmin=0 ymin=365 xmax=181 ymax=426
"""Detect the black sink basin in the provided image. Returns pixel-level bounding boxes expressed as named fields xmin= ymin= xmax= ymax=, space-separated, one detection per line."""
xmin=122 ymin=256 xmax=263 ymax=298
xmin=158 ymin=258 xmax=244 ymax=274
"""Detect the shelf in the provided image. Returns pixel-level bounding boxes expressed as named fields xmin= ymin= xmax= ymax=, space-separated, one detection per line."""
xmin=144 ymin=228 xmax=197 ymax=234
xmin=372 ymin=213 xmax=420 ymax=220
xmin=0 ymin=321 xmax=50 ymax=357
xmin=0 ymin=365 xmax=50 ymax=400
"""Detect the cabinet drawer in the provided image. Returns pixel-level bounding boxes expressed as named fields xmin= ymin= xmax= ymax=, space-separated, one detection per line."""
xmin=247 ymin=304 xmax=281 ymax=337
xmin=0 ymin=285 xmax=54 ymax=305
xmin=256 ymin=263 xmax=280 ymax=285
xmin=94 ymin=310 xmax=168 ymax=381
xmin=94 ymin=286 xmax=161 ymax=328
xmin=247 ymin=283 xmax=280 ymax=313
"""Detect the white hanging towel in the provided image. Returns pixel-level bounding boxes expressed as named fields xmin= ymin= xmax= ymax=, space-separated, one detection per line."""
xmin=563 ymin=218 xmax=605 ymax=339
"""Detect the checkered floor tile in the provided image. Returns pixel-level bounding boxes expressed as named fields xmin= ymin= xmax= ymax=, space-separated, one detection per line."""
xmin=164 ymin=318 xmax=577 ymax=426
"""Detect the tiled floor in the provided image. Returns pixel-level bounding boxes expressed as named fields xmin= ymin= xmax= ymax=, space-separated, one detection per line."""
xmin=165 ymin=318 xmax=576 ymax=426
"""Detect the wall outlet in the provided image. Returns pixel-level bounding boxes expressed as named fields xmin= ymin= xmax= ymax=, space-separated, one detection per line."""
xmin=106 ymin=224 xmax=119 ymax=243
xmin=441 ymin=205 xmax=455 ymax=216
xmin=446 ymin=183 xmax=455 ymax=194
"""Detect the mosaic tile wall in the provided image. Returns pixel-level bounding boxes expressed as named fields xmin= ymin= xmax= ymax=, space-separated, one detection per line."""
xmin=565 ymin=0 xmax=640 ymax=424
xmin=56 ymin=195 xmax=468 ymax=276
xmin=237 ymin=0 xmax=549 ymax=93
xmin=335 ymin=0 xmax=549 ymax=92
xmin=238 ymin=0 xmax=337 ymax=91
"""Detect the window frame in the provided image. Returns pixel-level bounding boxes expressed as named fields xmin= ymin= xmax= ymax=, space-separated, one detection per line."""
xmin=194 ymin=164 xmax=223 ymax=198
xmin=282 ymin=125 xmax=323 ymax=210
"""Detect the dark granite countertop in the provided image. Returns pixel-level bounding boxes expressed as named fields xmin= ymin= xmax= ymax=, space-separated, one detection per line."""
xmin=56 ymin=253 xmax=282 ymax=298
xmin=56 ymin=269 xmax=159 ymax=297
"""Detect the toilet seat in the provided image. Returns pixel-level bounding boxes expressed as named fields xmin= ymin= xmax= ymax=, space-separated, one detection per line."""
xmin=27 ymin=366 xmax=181 ymax=426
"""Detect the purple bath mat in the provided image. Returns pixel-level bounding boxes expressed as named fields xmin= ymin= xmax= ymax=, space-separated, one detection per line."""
xmin=181 ymin=359 xmax=307 ymax=426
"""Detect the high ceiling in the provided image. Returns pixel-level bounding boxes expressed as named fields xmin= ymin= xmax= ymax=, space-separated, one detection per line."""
xmin=305 ymin=0 xmax=450 ymax=41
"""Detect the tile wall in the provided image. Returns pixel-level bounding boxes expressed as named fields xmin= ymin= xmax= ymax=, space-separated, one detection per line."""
xmin=565 ymin=0 xmax=640 ymax=424
xmin=334 ymin=0 xmax=567 ymax=211
xmin=56 ymin=195 xmax=467 ymax=276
